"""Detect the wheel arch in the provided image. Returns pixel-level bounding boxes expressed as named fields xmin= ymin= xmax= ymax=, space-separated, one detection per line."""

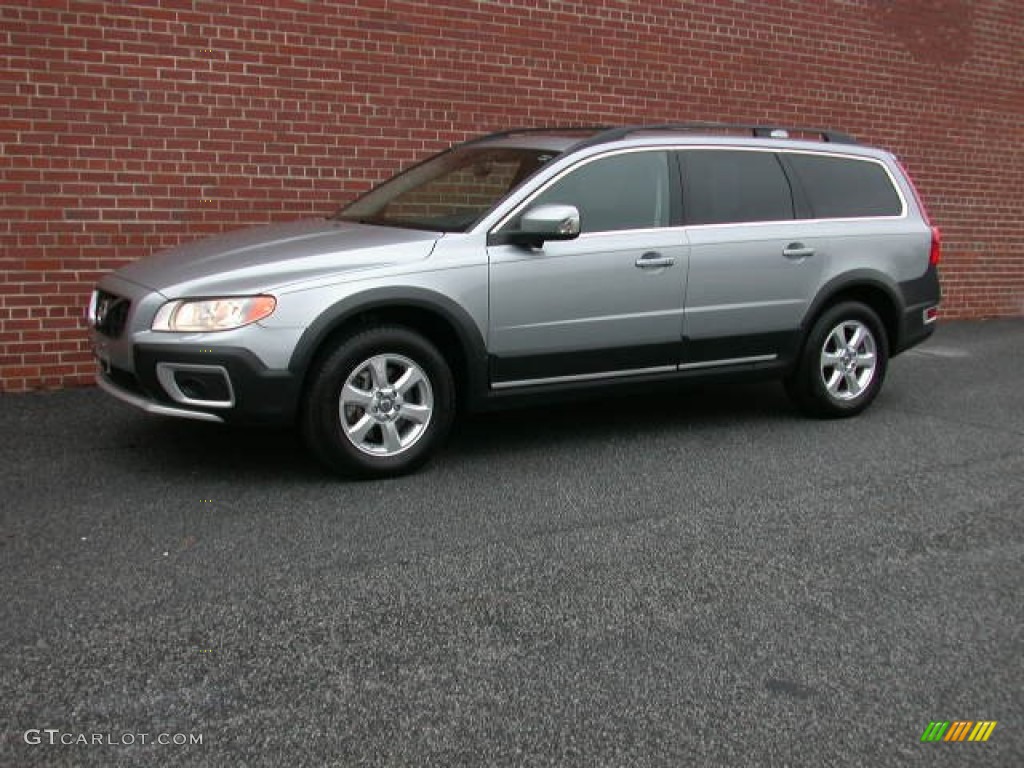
xmin=289 ymin=288 xmax=489 ymax=411
xmin=800 ymin=271 xmax=905 ymax=357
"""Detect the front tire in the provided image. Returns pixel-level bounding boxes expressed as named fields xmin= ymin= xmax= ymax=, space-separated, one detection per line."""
xmin=786 ymin=301 xmax=889 ymax=418
xmin=301 ymin=326 xmax=456 ymax=478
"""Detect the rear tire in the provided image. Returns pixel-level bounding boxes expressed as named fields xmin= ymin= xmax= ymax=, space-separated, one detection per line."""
xmin=786 ymin=301 xmax=889 ymax=418
xmin=301 ymin=326 xmax=455 ymax=478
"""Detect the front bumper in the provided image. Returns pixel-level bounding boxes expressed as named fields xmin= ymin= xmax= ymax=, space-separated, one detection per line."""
xmin=97 ymin=344 xmax=301 ymax=425
xmin=97 ymin=372 xmax=224 ymax=422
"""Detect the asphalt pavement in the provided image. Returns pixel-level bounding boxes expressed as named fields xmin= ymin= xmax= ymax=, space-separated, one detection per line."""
xmin=1 ymin=319 xmax=1022 ymax=767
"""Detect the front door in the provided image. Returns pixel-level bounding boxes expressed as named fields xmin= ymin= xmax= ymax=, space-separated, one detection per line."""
xmin=487 ymin=149 xmax=688 ymax=387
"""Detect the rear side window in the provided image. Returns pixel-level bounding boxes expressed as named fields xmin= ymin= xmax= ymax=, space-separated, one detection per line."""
xmin=785 ymin=153 xmax=903 ymax=218
xmin=682 ymin=150 xmax=794 ymax=225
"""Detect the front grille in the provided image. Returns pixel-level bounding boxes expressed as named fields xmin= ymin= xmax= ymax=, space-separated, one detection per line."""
xmin=93 ymin=290 xmax=130 ymax=338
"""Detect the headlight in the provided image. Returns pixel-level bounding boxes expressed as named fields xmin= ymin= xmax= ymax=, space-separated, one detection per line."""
xmin=152 ymin=296 xmax=276 ymax=332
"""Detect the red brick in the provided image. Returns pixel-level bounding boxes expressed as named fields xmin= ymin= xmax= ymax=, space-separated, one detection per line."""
xmin=0 ymin=0 xmax=1021 ymax=392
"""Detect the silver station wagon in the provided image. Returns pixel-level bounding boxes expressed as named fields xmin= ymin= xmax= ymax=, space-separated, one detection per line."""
xmin=88 ymin=123 xmax=942 ymax=477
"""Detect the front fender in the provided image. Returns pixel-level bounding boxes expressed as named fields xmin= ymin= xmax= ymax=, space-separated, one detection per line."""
xmin=287 ymin=287 xmax=490 ymax=405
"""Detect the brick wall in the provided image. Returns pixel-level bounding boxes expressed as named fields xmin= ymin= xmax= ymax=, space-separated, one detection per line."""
xmin=1 ymin=0 xmax=1021 ymax=391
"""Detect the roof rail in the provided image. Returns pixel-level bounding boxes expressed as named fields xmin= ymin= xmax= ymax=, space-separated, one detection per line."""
xmin=460 ymin=125 xmax=613 ymax=146
xmin=569 ymin=122 xmax=857 ymax=150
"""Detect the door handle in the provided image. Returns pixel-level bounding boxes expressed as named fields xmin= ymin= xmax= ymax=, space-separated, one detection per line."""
xmin=783 ymin=243 xmax=815 ymax=259
xmin=635 ymin=251 xmax=675 ymax=269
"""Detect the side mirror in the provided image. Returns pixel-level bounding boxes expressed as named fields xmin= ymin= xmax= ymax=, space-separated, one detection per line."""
xmin=492 ymin=204 xmax=581 ymax=248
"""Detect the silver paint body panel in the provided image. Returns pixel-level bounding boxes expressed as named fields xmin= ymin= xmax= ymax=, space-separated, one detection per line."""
xmin=89 ymin=129 xmax=936 ymax=417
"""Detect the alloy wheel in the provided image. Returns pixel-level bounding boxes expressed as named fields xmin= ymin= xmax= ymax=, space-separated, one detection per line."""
xmin=339 ymin=354 xmax=434 ymax=456
xmin=819 ymin=320 xmax=877 ymax=401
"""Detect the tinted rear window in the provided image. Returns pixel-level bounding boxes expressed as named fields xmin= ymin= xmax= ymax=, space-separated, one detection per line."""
xmin=785 ymin=154 xmax=903 ymax=218
xmin=682 ymin=150 xmax=794 ymax=225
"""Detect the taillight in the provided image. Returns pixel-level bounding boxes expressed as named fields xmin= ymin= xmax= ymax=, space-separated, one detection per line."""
xmin=929 ymin=226 xmax=941 ymax=266
xmin=895 ymin=157 xmax=940 ymax=269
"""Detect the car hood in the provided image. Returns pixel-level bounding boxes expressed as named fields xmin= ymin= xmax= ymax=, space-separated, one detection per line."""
xmin=117 ymin=219 xmax=442 ymax=297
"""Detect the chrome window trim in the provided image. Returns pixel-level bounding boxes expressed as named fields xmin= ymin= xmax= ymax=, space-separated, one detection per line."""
xmin=681 ymin=213 xmax=908 ymax=231
xmin=482 ymin=143 xmax=908 ymax=237
xmin=573 ymin=225 xmax=688 ymax=240
xmin=488 ymin=146 xmax=675 ymax=235
xmin=677 ymin=146 xmax=908 ymax=222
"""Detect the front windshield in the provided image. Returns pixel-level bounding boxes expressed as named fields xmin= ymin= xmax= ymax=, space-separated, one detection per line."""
xmin=333 ymin=146 xmax=560 ymax=233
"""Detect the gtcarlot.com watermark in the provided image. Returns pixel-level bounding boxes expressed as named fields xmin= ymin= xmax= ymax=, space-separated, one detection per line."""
xmin=24 ymin=729 xmax=203 ymax=746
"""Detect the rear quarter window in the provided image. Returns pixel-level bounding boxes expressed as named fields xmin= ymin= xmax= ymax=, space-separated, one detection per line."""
xmin=784 ymin=153 xmax=903 ymax=219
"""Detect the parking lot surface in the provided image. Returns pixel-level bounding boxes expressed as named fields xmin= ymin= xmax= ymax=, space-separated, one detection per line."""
xmin=1 ymin=319 xmax=1022 ymax=767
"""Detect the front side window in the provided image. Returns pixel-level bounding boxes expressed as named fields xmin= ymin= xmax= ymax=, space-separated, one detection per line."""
xmin=334 ymin=147 xmax=558 ymax=232
xmin=785 ymin=153 xmax=904 ymax=219
xmin=514 ymin=150 xmax=672 ymax=234
xmin=682 ymin=149 xmax=794 ymax=225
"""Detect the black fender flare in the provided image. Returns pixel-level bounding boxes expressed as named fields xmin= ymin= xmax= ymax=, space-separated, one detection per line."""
xmin=287 ymin=286 xmax=489 ymax=405
xmin=801 ymin=269 xmax=906 ymax=347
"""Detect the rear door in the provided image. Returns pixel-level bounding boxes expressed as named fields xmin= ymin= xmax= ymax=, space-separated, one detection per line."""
xmin=678 ymin=148 xmax=824 ymax=366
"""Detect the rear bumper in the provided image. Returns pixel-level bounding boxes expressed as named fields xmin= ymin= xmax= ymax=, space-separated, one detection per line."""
xmin=96 ymin=344 xmax=301 ymax=425
xmin=895 ymin=303 xmax=938 ymax=354
xmin=895 ymin=265 xmax=942 ymax=354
